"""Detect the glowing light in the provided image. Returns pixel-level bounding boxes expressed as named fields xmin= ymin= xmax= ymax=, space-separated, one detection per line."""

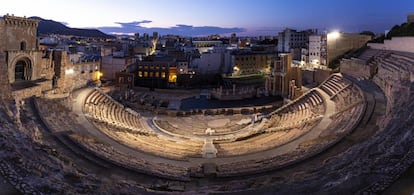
xmin=327 ymin=31 xmax=340 ymax=40
xmin=97 ymin=71 xmax=103 ymax=80
xmin=169 ymin=74 xmax=177 ymax=83
xmin=65 ymin=68 xmax=74 ymax=75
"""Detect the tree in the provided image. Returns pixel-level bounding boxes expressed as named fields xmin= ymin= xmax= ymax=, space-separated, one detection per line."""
xmin=386 ymin=23 xmax=414 ymax=39
xmin=360 ymin=31 xmax=375 ymax=38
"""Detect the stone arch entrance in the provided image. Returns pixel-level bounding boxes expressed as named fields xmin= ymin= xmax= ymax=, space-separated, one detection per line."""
xmin=14 ymin=57 xmax=32 ymax=81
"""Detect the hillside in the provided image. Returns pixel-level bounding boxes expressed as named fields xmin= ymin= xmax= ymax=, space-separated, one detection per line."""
xmin=30 ymin=17 xmax=114 ymax=38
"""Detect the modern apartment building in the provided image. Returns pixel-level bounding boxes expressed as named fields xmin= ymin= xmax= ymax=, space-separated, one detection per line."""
xmin=277 ymin=28 xmax=317 ymax=60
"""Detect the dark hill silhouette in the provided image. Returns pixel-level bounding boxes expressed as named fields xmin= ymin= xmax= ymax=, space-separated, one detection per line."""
xmin=30 ymin=17 xmax=114 ymax=38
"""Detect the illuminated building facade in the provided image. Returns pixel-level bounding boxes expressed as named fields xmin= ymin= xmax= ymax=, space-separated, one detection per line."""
xmin=135 ymin=59 xmax=177 ymax=88
xmin=231 ymin=50 xmax=275 ymax=76
xmin=308 ymin=34 xmax=327 ymax=67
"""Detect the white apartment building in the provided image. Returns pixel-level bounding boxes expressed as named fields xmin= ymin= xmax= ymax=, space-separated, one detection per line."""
xmin=277 ymin=28 xmax=316 ymax=53
xmin=308 ymin=35 xmax=327 ymax=67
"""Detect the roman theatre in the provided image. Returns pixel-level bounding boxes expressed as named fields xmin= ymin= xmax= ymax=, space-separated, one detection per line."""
xmin=1 ymin=16 xmax=414 ymax=194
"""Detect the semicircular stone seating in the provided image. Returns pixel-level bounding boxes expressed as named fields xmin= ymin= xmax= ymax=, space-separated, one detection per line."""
xmin=83 ymin=88 xmax=205 ymax=160
xmin=43 ymin=73 xmax=367 ymax=178
xmin=83 ymin=89 xmax=149 ymax=134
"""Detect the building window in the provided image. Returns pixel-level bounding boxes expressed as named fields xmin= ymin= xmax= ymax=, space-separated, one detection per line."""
xmin=144 ymin=71 xmax=148 ymax=77
xmin=20 ymin=41 xmax=26 ymax=50
xmin=138 ymin=71 xmax=143 ymax=77
xmin=161 ymin=72 xmax=166 ymax=78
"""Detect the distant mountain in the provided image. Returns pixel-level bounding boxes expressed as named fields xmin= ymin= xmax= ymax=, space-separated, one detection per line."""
xmin=30 ymin=17 xmax=114 ymax=38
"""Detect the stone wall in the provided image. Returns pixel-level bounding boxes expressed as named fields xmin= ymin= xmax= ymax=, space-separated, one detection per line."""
xmin=340 ymin=58 xmax=373 ymax=78
xmin=0 ymin=51 xmax=11 ymax=99
xmin=210 ymin=85 xmax=257 ymax=100
xmin=302 ymin=70 xmax=314 ymax=85
xmin=313 ymin=68 xmax=331 ymax=84
xmin=12 ymin=85 xmax=42 ymax=99
xmin=71 ymin=61 xmax=100 ymax=89
xmin=52 ymin=51 xmax=99 ymax=93
xmin=368 ymin=37 xmax=414 ymax=53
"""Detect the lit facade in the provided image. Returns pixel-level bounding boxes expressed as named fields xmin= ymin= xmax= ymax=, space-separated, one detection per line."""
xmin=308 ymin=35 xmax=327 ymax=66
xmin=231 ymin=51 xmax=275 ymax=76
xmin=134 ymin=60 xmax=177 ymax=88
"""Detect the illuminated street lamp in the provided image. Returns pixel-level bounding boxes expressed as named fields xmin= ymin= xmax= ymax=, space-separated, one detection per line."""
xmin=327 ymin=31 xmax=341 ymax=68
xmin=327 ymin=31 xmax=340 ymax=49
xmin=233 ymin=66 xmax=240 ymax=76
xmin=327 ymin=31 xmax=340 ymax=39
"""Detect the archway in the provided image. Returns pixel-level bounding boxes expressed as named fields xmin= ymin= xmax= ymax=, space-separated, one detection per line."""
xmin=14 ymin=58 xmax=32 ymax=81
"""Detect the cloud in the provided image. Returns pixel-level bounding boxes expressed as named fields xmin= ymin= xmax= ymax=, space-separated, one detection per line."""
xmin=115 ymin=20 xmax=152 ymax=27
xmin=98 ymin=20 xmax=245 ymax=37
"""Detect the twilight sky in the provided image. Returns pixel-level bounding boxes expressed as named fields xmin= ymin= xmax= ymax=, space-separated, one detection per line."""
xmin=2 ymin=0 xmax=413 ymax=36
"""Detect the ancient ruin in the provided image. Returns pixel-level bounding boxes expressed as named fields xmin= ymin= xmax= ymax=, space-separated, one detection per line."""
xmin=0 ymin=15 xmax=413 ymax=194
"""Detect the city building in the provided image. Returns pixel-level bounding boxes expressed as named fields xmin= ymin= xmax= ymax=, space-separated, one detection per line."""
xmin=308 ymin=34 xmax=327 ymax=67
xmin=101 ymin=55 xmax=135 ymax=80
xmin=192 ymin=40 xmax=223 ymax=53
xmin=198 ymin=51 xmax=225 ymax=75
xmin=231 ymin=50 xmax=275 ymax=76
xmin=132 ymin=57 xmax=177 ymax=88
xmin=277 ymin=28 xmax=317 ymax=60
xmin=177 ymin=59 xmax=189 ymax=75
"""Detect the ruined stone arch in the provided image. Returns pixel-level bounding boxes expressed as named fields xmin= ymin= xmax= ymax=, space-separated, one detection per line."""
xmin=14 ymin=57 xmax=32 ymax=81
